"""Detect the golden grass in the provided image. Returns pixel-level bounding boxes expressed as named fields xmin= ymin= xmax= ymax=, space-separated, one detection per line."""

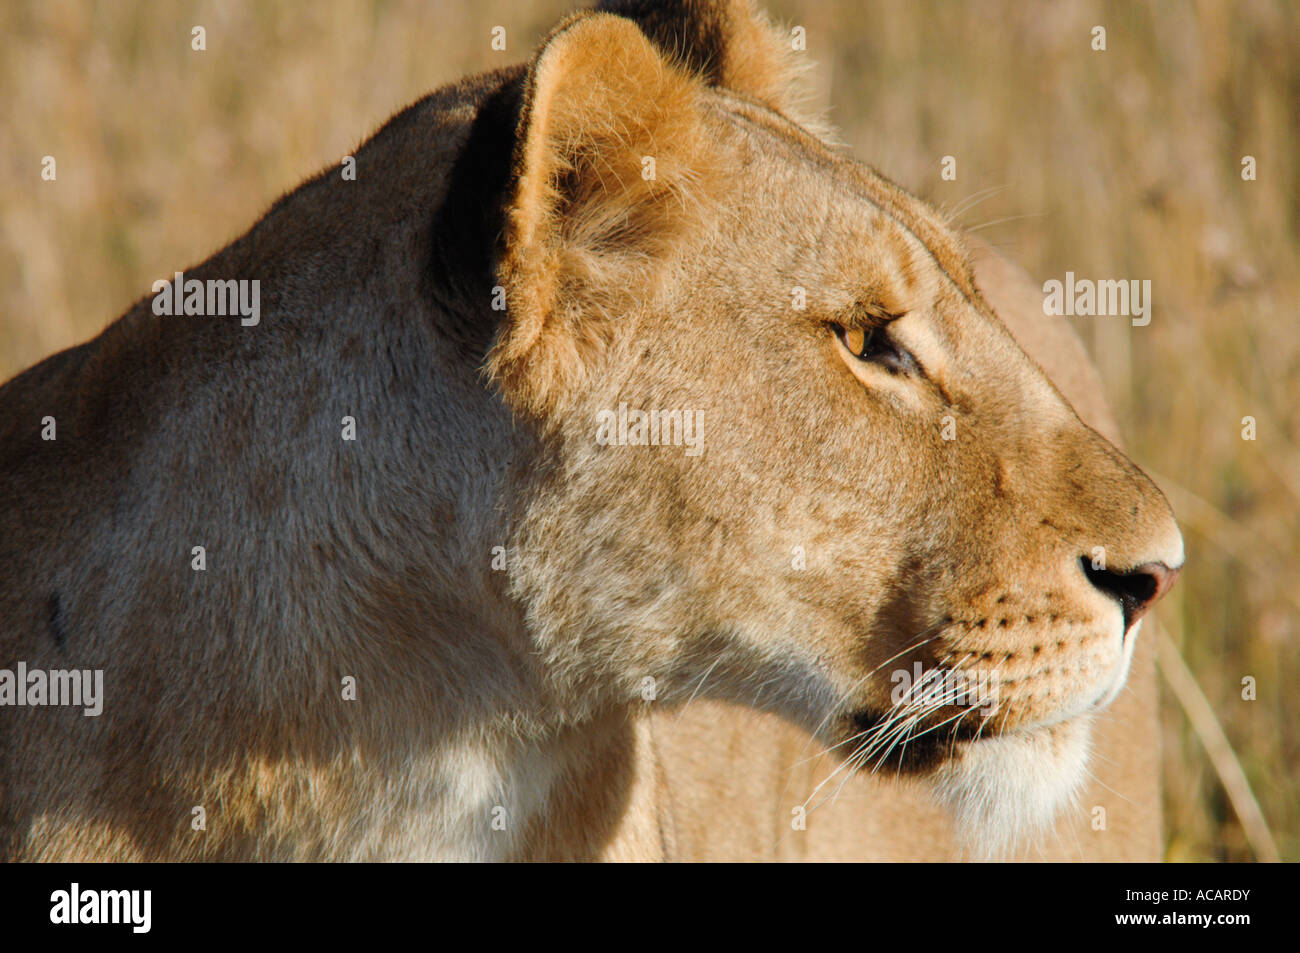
xmin=1 ymin=0 xmax=1295 ymax=861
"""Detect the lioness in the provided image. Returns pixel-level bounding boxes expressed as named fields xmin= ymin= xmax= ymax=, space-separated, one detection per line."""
xmin=0 ymin=0 xmax=1182 ymax=861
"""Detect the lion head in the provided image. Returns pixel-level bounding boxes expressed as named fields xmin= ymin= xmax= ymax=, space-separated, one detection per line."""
xmin=483 ymin=1 xmax=1182 ymax=853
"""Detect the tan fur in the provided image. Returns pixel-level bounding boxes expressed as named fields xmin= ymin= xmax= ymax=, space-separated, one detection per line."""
xmin=490 ymin=13 xmax=725 ymax=419
xmin=0 ymin=1 xmax=1179 ymax=861
xmin=646 ymin=238 xmax=1163 ymax=861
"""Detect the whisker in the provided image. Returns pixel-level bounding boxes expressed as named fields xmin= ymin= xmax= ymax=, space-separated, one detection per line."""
xmin=673 ymin=653 xmax=723 ymax=723
xmin=944 ymin=183 xmax=1010 ymax=220
xmin=965 ymin=211 xmax=1047 ymax=232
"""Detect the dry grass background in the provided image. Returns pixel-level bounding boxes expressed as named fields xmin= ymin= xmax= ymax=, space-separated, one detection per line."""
xmin=0 ymin=0 xmax=1295 ymax=861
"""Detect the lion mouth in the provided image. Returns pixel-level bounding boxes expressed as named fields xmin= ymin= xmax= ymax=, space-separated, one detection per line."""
xmin=839 ymin=707 xmax=993 ymax=774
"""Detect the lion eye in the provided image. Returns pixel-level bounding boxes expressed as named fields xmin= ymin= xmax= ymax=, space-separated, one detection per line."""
xmin=832 ymin=323 xmax=918 ymax=375
xmin=843 ymin=326 xmax=867 ymax=356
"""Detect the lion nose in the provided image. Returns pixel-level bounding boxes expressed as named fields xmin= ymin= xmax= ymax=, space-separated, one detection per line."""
xmin=1080 ymin=558 xmax=1181 ymax=632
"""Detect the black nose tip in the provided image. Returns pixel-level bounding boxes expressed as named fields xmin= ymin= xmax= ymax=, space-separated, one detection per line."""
xmin=1080 ymin=558 xmax=1180 ymax=631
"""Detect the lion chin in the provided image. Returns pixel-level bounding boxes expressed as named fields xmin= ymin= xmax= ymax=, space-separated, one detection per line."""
xmin=932 ymin=717 xmax=1093 ymax=860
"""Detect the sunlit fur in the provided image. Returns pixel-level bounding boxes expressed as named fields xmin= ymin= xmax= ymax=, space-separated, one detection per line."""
xmin=936 ymin=719 xmax=1093 ymax=860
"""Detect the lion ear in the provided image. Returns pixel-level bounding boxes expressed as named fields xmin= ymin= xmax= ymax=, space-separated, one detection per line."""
xmin=598 ymin=0 xmax=818 ymax=126
xmin=488 ymin=13 xmax=719 ymax=419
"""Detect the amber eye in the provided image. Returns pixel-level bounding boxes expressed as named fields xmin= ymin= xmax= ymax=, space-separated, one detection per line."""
xmin=841 ymin=326 xmax=868 ymax=357
xmin=831 ymin=322 xmax=919 ymax=375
